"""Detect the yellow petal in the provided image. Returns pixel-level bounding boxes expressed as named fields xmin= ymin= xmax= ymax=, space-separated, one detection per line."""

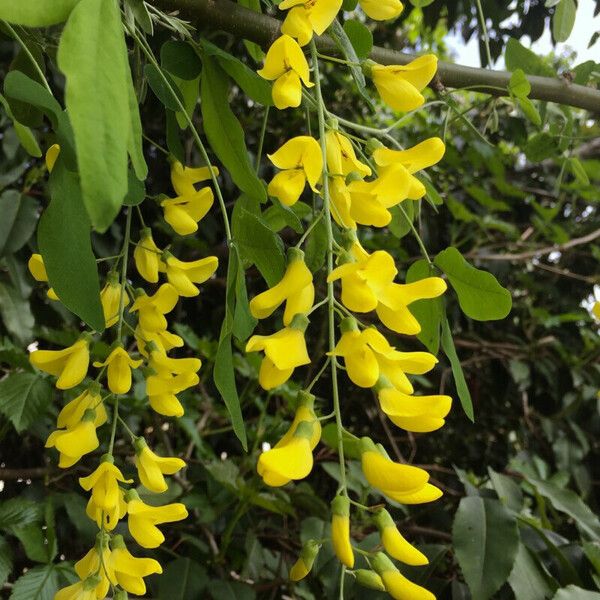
xmin=267 ymin=169 xmax=307 ymax=206
xmin=373 ymin=137 xmax=445 ymax=173
xmin=382 ymin=526 xmax=429 ymax=565
xmin=381 ymin=569 xmax=436 ymax=600
xmin=359 ymin=0 xmax=403 ymax=20
xmin=332 ymin=514 xmax=354 ymax=567
xmin=361 ymin=450 xmax=429 ymax=493
xmin=258 ymin=436 xmax=313 ymax=484
xmin=281 ymin=6 xmax=313 ymax=46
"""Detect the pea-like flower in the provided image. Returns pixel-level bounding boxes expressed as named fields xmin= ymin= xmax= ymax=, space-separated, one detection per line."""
xmin=147 ymin=346 xmax=201 ymax=378
xmin=146 ymin=371 xmax=199 ymax=417
xmin=373 ymin=508 xmax=428 ymax=565
xmin=280 ymin=0 xmax=342 ymax=46
xmin=162 ymin=252 xmax=218 ymax=297
xmin=136 ymin=326 xmax=184 ymax=356
xmin=135 ymin=438 xmax=186 ymax=493
xmin=134 ymin=228 xmax=163 ymax=283
xmin=74 ymin=533 xmax=114 ymax=598
xmin=372 ymin=136 xmax=445 ymax=180
xmin=129 ymin=283 xmax=179 ymax=332
xmin=257 ymin=35 xmax=314 ymax=109
xmin=371 ymin=552 xmax=435 ymax=600
xmin=86 ymin=486 xmax=127 ymax=532
xmin=246 ymin=313 xmax=311 ymax=390
xmin=27 ymin=253 xmax=58 ymax=300
xmin=170 ymin=161 xmax=219 ymax=196
xmin=267 ymin=136 xmax=323 ymax=206
xmin=30 ymin=336 xmax=90 ymax=390
xmin=331 ymin=495 xmax=354 ymax=568
xmin=359 ymin=0 xmax=403 ymax=20
xmin=250 ymin=248 xmax=314 ymax=325
xmin=289 ymin=539 xmax=321 ymax=581
xmin=55 ymin=577 xmax=102 ymax=600
xmin=100 ymin=271 xmax=129 ymax=327
xmin=57 ymin=383 xmax=107 ymax=429
xmin=46 ymin=409 xmax=100 ymax=468
xmin=93 ymin=345 xmax=143 ymax=395
xmin=326 ymin=130 xmax=371 ymax=179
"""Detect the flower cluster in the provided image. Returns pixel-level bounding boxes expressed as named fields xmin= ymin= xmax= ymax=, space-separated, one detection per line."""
xmin=252 ymin=2 xmax=451 ymax=598
xmin=30 ymin=155 xmax=218 ymax=599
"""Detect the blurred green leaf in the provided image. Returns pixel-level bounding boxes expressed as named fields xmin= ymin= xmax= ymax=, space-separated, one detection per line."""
xmin=0 ymin=372 xmax=52 ymax=433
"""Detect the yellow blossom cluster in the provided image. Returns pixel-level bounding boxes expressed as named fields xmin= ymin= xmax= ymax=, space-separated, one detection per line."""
xmin=29 ymin=155 xmax=219 ymax=599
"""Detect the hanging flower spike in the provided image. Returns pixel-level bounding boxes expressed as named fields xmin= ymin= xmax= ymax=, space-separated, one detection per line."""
xmin=134 ymin=227 xmax=163 ymax=283
xmin=134 ymin=438 xmax=186 ymax=493
xmin=289 ymin=539 xmax=321 ymax=581
xmin=100 ymin=271 xmax=129 ymax=327
xmin=27 ymin=253 xmax=58 ymax=300
xmin=371 ymin=552 xmax=435 ymax=600
xmin=267 ymin=136 xmax=323 ymax=206
xmin=376 ymin=384 xmax=452 ymax=432
xmin=30 ymin=335 xmax=90 ymax=390
xmin=257 ymin=34 xmax=314 ymax=109
xmin=365 ymin=54 xmax=438 ymax=113
xmin=74 ymin=532 xmax=114 ymax=598
xmin=57 ymin=383 xmax=107 ymax=429
xmin=79 ymin=454 xmax=133 ymax=515
xmin=249 ymin=248 xmax=314 ymax=325
xmin=373 ymin=508 xmax=428 ymax=565
xmin=170 ymin=161 xmax=220 ymax=196
xmin=326 ymin=129 xmax=372 ymax=179
xmin=129 ymin=283 xmax=179 ymax=332
xmin=161 ymin=252 xmax=218 ymax=297
xmin=280 ymin=0 xmax=342 ymax=46
xmin=246 ymin=313 xmax=311 ymax=390
xmin=54 ymin=576 xmax=102 ymax=600
xmin=46 ymin=409 xmax=100 ymax=468
xmin=331 ymin=495 xmax=354 ymax=568
xmin=109 ymin=534 xmax=163 ymax=596
xmin=93 ymin=345 xmax=143 ymax=395
xmin=359 ymin=0 xmax=403 ymax=20
xmin=359 ymin=437 xmax=442 ymax=504
xmin=125 ymin=489 xmax=188 ymax=549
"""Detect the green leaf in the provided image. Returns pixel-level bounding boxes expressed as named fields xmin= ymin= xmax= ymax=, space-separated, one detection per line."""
xmin=518 ymin=97 xmax=542 ymax=126
xmin=508 ymin=68 xmax=531 ymax=98
xmin=0 ymin=93 xmax=41 ymax=157
xmin=304 ymin=216 xmax=328 ymax=273
xmin=343 ymin=20 xmax=373 ymax=59
xmin=553 ymin=587 xmax=600 ymax=600
xmin=125 ymin=62 xmax=147 ymax=181
xmin=0 ymin=498 xmax=40 ymax=530
xmin=158 ymin=558 xmax=208 ymax=600
xmin=552 ymin=0 xmax=576 ymax=42
xmin=434 ymin=247 xmax=512 ymax=321
xmin=525 ymin=132 xmax=559 ymax=162
xmin=505 ymin=38 xmax=556 ymax=77
xmin=57 ymin=0 xmax=131 ymax=232
xmin=161 ymin=41 xmax=202 ymax=80
xmin=569 ymin=157 xmax=590 ymax=186
xmin=145 ymin=63 xmax=185 ymax=111
xmin=453 ymin=496 xmax=520 ymax=600
xmin=508 ymin=543 xmax=555 ymax=600
xmin=388 ymin=202 xmax=414 ymax=239
xmin=9 ymin=564 xmax=58 ymax=600
xmin=38 ymin=158 xmax=104 ymax=332
xmin=488 ymin=467 xmax=523 ymax=512
xmin=123 ymin=170 xmax=146 ymax=206
xmin=0 ymin=537 xmax=12 ymax=587
xmin=235 ymin=208 xmax=285 ymax=287
xmin=208 ymin=580 xmax=256 ymax=600
xmin=12 ymin=524 xmax=50 ymax=563
xmin=201 ymin=55 xmax=266 ymax=202
xmin=232 ymin=249 xmax=257 ymax=343
xmin=0 ymin=282 xmax=34 ymax=344
xmin=0 ymin=372 xmax=52 ymax=433
xmin=0 ymin=190 xmax=39 ymax=256
xmin=440 ymin=315 xmax=474 ymax=421
xmin=0 ymin=0 xmax=80 ymax=26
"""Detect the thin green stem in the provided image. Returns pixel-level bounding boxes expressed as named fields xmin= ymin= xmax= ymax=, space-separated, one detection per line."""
xmin=142 ymin=133 xmax=169 ymax=155
xmin=117 ymin=208 xmax=133 ymax=343
xmin=398 ymin=203 xmax=431 ymax=264
xmin=317 ymin=52 xmax=360 ymax=67
xmin=474 ymin=0 xmax=493 ymax=69
xmin=306 ymin=356 xmax=331 ymax=392
xmin=310 ymin=40 xmax=347 ymax=497
xmin=117 ymin=415 xmax=137 ymax=441
xmin=296 ymin=210 xmax=324 ymax=248
xmin=108 ymin=397 xmax=119 ymax=455
xmin=255 ymin=105 xmax=270 ymax=173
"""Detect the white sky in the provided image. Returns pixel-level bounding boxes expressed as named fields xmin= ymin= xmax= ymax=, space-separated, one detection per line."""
xmin=446 ymin=0 xmax=600 ymax=68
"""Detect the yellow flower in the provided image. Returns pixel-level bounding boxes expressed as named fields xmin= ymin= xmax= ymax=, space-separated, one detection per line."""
xmin=79 ymin=456 xmax=133 ymax=514
xmin=93 ymin=345 xmax=143 ymax=395
xmin=30 ymin=337 xmax=90 ymax=390
xmin=86 ymin=486 xmax=127 ymax=531
xmin=326 ymin=130 xmax=371 ymax=178
xmin=377 ymin=386 xmax=452 ymax=432
xmin=250 ymin=248 xmax=314 ymax=325
xmin=373 ymin=508 xmax=428 ymax=565
xmin=372 ymin=137 xmax=445 ymax=178
xmin=108 ymin=534 xmax=163 ymax=596
xmin=74 ymin=533 xmax=114 ymax=598
xmin=258 ymin=420 xmax=316 ymax=486
xmin=329 ymin=177 xmax=355 ymax=229
xmin=273 ymin=391 xmax=321 ymax=450
xmin=331 ymin=495 xmax=354 ymax=568
xmin=100 ymin=272 xmax=129 ymax=327
xmin=360 ymin=437 xmax=441 ymax=504
xmin=135 ymin=438 xmax=186 ymax=493
xmin=162 ymin=252 xmax=218 ymax=297
xmin=267 ymin=136 xmax=323 ymax=206
xmin=129 ymin=283 xmax=179 ymax=332
xmin=359 ymin=0 xmax=403 ymax=20
xmin=147 ymin=347 xmax=201 ymax=378
xmin=45 ymin=143 xmax=61 ymax=172
xmin=369 ymin=55 xmax=438 ymax=112
xmin=27 ymin=253 xmax=58 ymax=300
xmin=146 ymin=371 xmax=199 ymax=417
xmin=161 ymin=187 xmax=214 ymax=236
xmin=246 ymin=314 xmax=311 ymax=390
xmin=136 ymin=325 xmax=184 ymax=356
xmin=57 ymin=384 xmax=107 ymax=429
xmin=170 ymin=161 xmax=219 ymax=196
xmin=126 ymin=490 xmax=188 ymax=548
xmin=134 ymin=228 xmax=163 ymax=283
xmin=280 ymin=0 xmax=342 ymax=46
xmin=371 ymin=552 xmax=435 ymax=600
xmin=593 ymin=301 xmax=600 ymax=320
xmin=55 ymin=577 xmax=100 ymax=600
xmin=289 ymin=539 xmax=320 ymax=581
xmin=46 ymin=409 xmax=100 ymax=468
xmin=257 ymin=35 xmax=314 ymax=109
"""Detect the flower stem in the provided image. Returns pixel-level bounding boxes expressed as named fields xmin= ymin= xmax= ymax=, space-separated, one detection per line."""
xmin=117 ymin=208 xmax=132 ymax=343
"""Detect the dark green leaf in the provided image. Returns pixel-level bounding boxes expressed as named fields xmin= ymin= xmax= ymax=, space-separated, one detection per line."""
xmin=553 ymin=587 xmax=600 ymax=600
xmin=0 ymin=0 xmax=80 ymax=26
xmin=123 ymin=170 xmax=146 ymax=206
xmin=0 ymin=190 xmax=39 ymax=256
xmin=304 ymin=215 xmax=328 ymax=273
xmin=208 ymin=580 xmax=256 ymax=600
xmin=0 ymin=373 xmax=52 ymax=433
xmin=552 ymin=0 xmax=576 ymax=42
xmin=161 ymin=41 xmax=202 ymax=80
xmin=232 ymin=247 xmax=257 ymax=342
xmin=505 ymin=38 xmax=556 ymax=77
xmin=0 ymin=498 xmax=40 ymax=530
xmin=9 ymin=564 xmax=58 ymax=600
xmin=388 ymin=202 xmax=414 ymax=239
xmin=0 ymin=93 xmax=41 ymax=157
xmin=508 ymin=543 xmax=554 ymax=600
xmin=125 ymin=61 xmax=148 ymax=181
xmin=0 ymin=537 xmax=12 ymax=587
xmin=124 ymin=0 xmax=153 ymax=34
xmin=12 ymin=524 xmax=50 ymax=563
xmin=0 ymin=282 xmax=34 ymax=344
xmin=488 ymin=467 xmax=523 ymax=512
xmin=524 ymin=132 xmax=559 ymax=162
xmin=343 ymin=20 xmax=373 ymax=59
xmin=158 ymin=558 xmax=208 ymax=600
xmin=145 ymin=63 xmax=185 ymax=112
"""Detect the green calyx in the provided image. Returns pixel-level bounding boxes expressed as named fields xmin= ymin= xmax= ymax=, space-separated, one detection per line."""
xmin=289 ymin=313 xmax=310 ymax=332
xmin=134 ymin=437 xmax=148 ymax=454
xmin=83 ymin=575 xmax=103 ymax=591
xmin=293 ymin=420 xmax=315 ymax=440
xmin=110 ymin=534 xmax=127 ymax=550
xmin=124 ymin=488 xmax=140 ymax=503
xmin=300 ymin=539 xmax=321 ymax=568
xmin=100 ymin=453 xmax=115 ymax=465
xmin=331 ymin=494 xmax=350 ymax=517
xmin=297 ymin=390 xmax=316 ymax=411
xmin=353 ymin=569 xmax=386 ymax=591
xmin=372 ymin=508 xmax=394 ymax=530
xmin=139 ymin=227 xmax=152 ymax=240
xmin=340 ymin=316 xmax=359 ymax=334
xmin=81 ymin=408 xmax=97 ymax=423
xmin=359 ymin=436 xmax=378 ymax=455
xmin=361 ymin=59 xmax=376 ymax=77
xmin=287 ymin=247 xmax=305 ymax=264
xmin=370 ymin=551 xmax=397 ymax=575
xmin=365 ymin=137 xmax=385 ymax=154
xmin=373 ymin=375 xmax=393 ymax=393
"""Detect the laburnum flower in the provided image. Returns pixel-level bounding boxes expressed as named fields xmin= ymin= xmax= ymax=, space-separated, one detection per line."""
xmin=376 ymin=384 xmax=452 ymax=432
xmin=249 ymin=248 xmax=314 ymax=325
xmin=366 ymin=55 xmax=438 ymax=113
xmin=129 ymin=283 xmax=179 ymax=332
xmin=134 ymin=228 xmax=163 ymax=283
xmin=359 ymin=0 xmax=403 ymax=20
xmin=331 ymin=495 xmax=354 ymax=568
xmin=279 ymin=0 xmax=342 ymax=46
xmin=257 ymin=34 xmax=314 ymax=109
xmin=46 ymin=409 xmax=100 ymax=468
xmin=246 ymin=313 xmax=311 ymax=390
xmin=74 ymin=532 xmax=114 ymax=598
xmin=289 ymin=539 xmax=321 ymax=581
xmin=45 ymin=143 xmax=61 ymax=172
xmin=93 ymin=345 xmax=143 ymax=395
xmin=57 ymin=383 xmax=107 ymax=429
xmin=373 ymin=508 xmax=428 ymax=565
xmin=27 ymin=253 xmax=58 ymax=300
xmin=161 ymin=252 xmax=218 ymax=297
xmin=147 ymin=345 xmax=201 ymax=378
xmin=136 ymin=326 xmax=184 ymax=356
xmin=146 ymin=370 xmax=199 ymax=417
xmin=332 ymin=318 xmax=437 ymax=391
xmin=326 ymin=130 xmax=371 ymax=179
xmin=109 ymin=535 xmax=163 ymax=596
xmin=100 ymin=271 xmax=129 ymax=327
xmin=30 ymin=336 xmax=90 ymax=390
xmin=171 ymin=161 xmax=219 ymax=195
xmin=267 ymin=136 xmax=323 ymax=206
xmin=135 ymin=438 xmax=186 ymax=493
xmin=126 ymin=490 xmax=188 ymax=549
xmin=86 ymin=486 xmax=127 ymax=532
xmin=360 ymin=437 xmax=442 ymax=504
xmin=55 ymin=577 xmax=101 ymax=600
xmin=371 ymin=552 xmax=435 ymax=600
